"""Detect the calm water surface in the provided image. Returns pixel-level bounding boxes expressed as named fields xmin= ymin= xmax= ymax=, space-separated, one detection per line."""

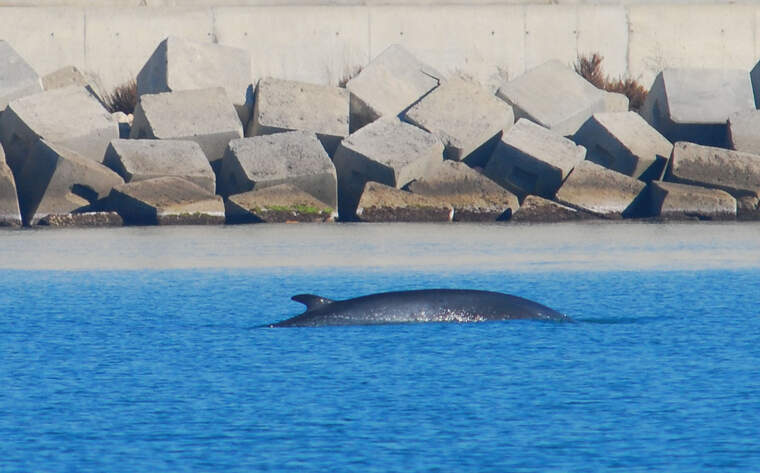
xmin=1 ymin=223 xmax=759 ymax=472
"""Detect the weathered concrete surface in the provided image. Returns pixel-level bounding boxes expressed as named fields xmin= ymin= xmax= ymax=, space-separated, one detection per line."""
xmin=40 ymin=65 xmax=106 ymax=107
xmin=406 ymin=160 xmax=519 ymax=221
xmin=640 ymin=68 xmax=755 ymax=147
xmin=0 ymin=39 xmax=42 ymax=110
xmin=136 ymin=36 xmax=253 ymax=125
xmin=346 ymin=43 xmax=441 ymax=132
xmin=130 ymin=87 xmax=244 ymax=167
xmin=332 ymin=117 xmax=443 ymax=219
xmin=485 ymin=118 xmax=586 ymax=198
xmin=37 ymin=211 xmax=123 ymax=227
xmin=0 ymin=160 xmax=22 ymax=226
xmin=573 ymin=111 xmax=672 ymax=181
xmin=648 ymin=180 xmax=736 ymax=220
xmin=403 ymin=76 xmax=513 ymax=165
xmin=496 ymin=60 xmax=606 ymax=137
xmin=226 ymin=183 xmax=335 ymax=224
xmin=667 ymin=141 xmax=760 ymax=198
xmin=555 ymin=160 xmax=646 ymax=218
xmin=15 ymin=139 xmax=124 ymax=225
xmin=217 ymin=131 xmax=337 ymax=207
xmin=247 ymin=78 xmax=349 ymax=156
xmin=604 ymin=92 xmax=629 ymax=113
xmin=0 ymin=86 xmax=118 ymax=171
xmin=104 ymin=139 xmax=216 ymax=194
xmin=511 ymin=195 xmax=591 ymax=223
xmin=737 ymin=195 xmax=760 ymax=221
xmin=356 ymin=181 xmax=453 ymax=222
xmin=727 ymin=109 xmax=760 ymax=154
xmin=108 ymin=176 xmax=225 ymax=225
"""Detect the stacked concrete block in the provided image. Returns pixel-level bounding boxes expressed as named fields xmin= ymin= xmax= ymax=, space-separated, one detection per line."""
xmin=737 ymin=196 xmax=760 ymax=221
xmin=0 ymin=40 xmax=42 ymax=111
xmin=0 ymin=158 xmax=22 ymax=226
xmin=555 ymin=160 xmax=646 ymax=218
xmin=108 ymin=176 xmax=224 ymax=225
xmin=104 ymin=139 xmax=215 ymax=194
xmin=407 ymin=160 xmax=519 ymax=221
xmin=667 ymin=142 xmax=760 ymax=198
xmin=496 ymin=60 xmax=606 ymax=137
xmin=727 ymin=110 xmax=760 ymax=154
xmin=15 ymin=140 xmax=124 ymax=225
xmin=137 ymin=37 xmax=253 ymax=125
xmin=332 ymin=117 xmax=443 ymax=219
xmin=403 ymin=76 xmax=514 ymax=165
xmin=226 ymin=184 xmax=335 ymax=224
xmin=511 ymin=195 xmax=590 ymax=223
xmin=604 ymin=92 xmax=630 ymax=113
xmin=217 ymin=131 xmax=337 ymax=208
xmin=573 ymin=112 xmax=673 ymax=181
xmin=484 ymin=119 xmax=586 ymax=199
xmin=0 ymin=86 xmax=119 ymax=171
xmin=248 ymin=78 xmax=349 ymax=156
xmin=749 ymin=60 xmax=760 ymax=108
xmin=346 ymin=44 xmax=441 ymax=132
xmin=356 ymin=182 xmax=453 ymax=222
xmin=41 ymin=66 xmax=106 ymax=107
xmin=130 ymin=87 xmax=244 ymax=170
xmin=640 ymin=68 xmax=755 ymax=147
xmin=648 ymin=181 xmax=736 ymax=220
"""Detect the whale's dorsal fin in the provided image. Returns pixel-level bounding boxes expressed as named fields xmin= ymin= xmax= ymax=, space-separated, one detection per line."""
xmin=292 ymin=294 xmax=333 ymax=311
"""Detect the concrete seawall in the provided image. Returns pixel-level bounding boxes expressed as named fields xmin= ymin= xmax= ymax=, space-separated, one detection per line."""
xmin=1 ymin=1 xmax=759 ymax=92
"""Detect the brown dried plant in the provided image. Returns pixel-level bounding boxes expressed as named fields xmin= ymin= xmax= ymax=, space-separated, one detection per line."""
xmin=574 ymin=53 xmax=648 ymax=112
xmin=104 ymin=78 xmax=138 ymax=115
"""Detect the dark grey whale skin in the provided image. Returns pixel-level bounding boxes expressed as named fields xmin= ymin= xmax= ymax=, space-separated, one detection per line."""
xmin=270 ymin=289 xmax=570 ymax=327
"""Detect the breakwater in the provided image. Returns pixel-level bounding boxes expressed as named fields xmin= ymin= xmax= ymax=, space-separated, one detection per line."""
xmin=2 ymin=14 xmax=760 ymax=226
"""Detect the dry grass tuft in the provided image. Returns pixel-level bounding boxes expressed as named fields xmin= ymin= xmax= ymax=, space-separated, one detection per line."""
xmin=104 ymin=79 xmax=138 ymax=115
xmin=574 ymin=53 xmax=648 ymax=112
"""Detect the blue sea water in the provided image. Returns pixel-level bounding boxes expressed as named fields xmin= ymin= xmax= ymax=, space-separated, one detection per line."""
xmin=1 ymin=223 xmax=759 ymax=472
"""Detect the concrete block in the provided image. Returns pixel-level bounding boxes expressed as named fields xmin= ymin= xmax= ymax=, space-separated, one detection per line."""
xmin=604 ymin=92 xmax=629 ymax=113
xmin=555 ymin=160 xmax=646 ymax=218
xmin=108 ymin=176 xmax=224 ymax=225
xmin=407 ymin=160 xmax=519 ymax=221
xmin=484 ymin=118 xmax=586 ymax=199
xmin=136 ymin=37 xmax=253 ymax=126
xmin=648 ymin=181 xmax=736 ymax=220
xmin=37 ymin=212 xmax=123 ymax=227
xmin=737 ymin=195 xmax=760 ymax=221
xmin=727 ymin=109 xmax=760 ymax=154
xmin=0 ymin=160 xmax=22 ymax=226
xmin=667 ymin=141 xmax=760 ymax=198
xmin=130 ymin=87 xmax=244 ymax=168
xmin=332 ymin=117 xmax=443 ymax=219
xmin=511 ymin=195 xmax=591 ymax=223
xmin=573 ymin=112 xmax=672 ymax=181
xmin=0 ymin=39 xmax=43 ymax=110
xmin=217 ymin=131 xmax=337 ymax=208
xmin=640 ymin=68 xmax=755 ymax=147
xmin=103 ymin=139 xmax=216 ymax=194
xmin=496 ymin=60 xmax=606 ymax=137
xmin=346 ymin=44 xmax=441 ymax=132
xmin=403 ymin=76 xmax=513 ymax=165
xmin=225 ymin=184 xmax=335 ymax=224
xmin=356 ymin=181 xmax=453 ymax=222
xmin=0 ymin=86 xmax=118 ymax=172
xmin=15 ymin=140 xmax=124 ymax=225
xmin=247 ymin=78 xmax=349 ymax=156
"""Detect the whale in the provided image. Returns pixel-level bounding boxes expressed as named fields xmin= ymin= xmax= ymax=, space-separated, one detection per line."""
xmin=269 ymin=289 xmax=570 ymax=327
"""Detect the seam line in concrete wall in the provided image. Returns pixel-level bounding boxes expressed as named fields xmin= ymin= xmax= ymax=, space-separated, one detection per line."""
xmin=211 ymin=6 xmax=218 ymax=43
xmin=624 ymin=6 xmax=631 ymax=78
